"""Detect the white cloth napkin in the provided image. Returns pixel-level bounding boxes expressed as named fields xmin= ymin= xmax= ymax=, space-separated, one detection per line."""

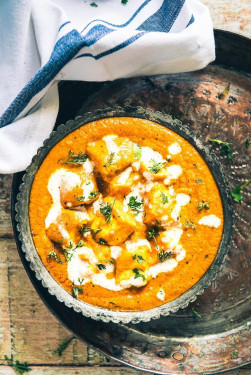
xmin=0 ymin=0 xmax=215 ymax=173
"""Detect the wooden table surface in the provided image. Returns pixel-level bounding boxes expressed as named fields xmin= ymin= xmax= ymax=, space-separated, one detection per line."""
xmin=0 ymin=1 xmax=250 ymax=374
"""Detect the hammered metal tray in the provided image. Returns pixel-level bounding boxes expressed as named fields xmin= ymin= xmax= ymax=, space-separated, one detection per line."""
xmin=11 ymin=30 xmax=251 ymax=374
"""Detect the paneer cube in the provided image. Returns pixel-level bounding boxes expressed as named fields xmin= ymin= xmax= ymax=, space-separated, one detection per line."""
xmin=90 ymin=197 xmax=137 ymax=245
xmin=115 ymin=238 xmax=154 ymax=287
xmin=87 ymin=135 xmax=134 ymax=181
xmin=46 ymin=207 xmax=89 ymax=248
xmin=143 ymin=183 xmax=175 ymax=226
xmin=108 ymin=167 xmax=140 ymax=195
xmin=59 ymin=163 xmax=99 ymax=208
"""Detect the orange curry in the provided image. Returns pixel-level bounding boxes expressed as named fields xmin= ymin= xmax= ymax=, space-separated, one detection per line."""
xmin=29 ymin=117 xmax=223 ymax=311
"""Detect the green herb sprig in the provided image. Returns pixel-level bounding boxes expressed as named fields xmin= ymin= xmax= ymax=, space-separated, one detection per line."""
xmin=0 ymin=355 xmax=31 ymax=374
xmin=134 ymin=143 xmax=142 ymax=159
xmin=183 ymin=219 xmax=196 ymax=230
xmin=133 ymin=268 xmax=146 ymax=281
xmin=128 ymin=196 xmax=143 ymax=214
xmin=192 ymin=309 xmax=202 ymax=318
xmin=62 ymin=150 xmax=87 ymax=165
xmin=231 ymin=178 xmax=251 ymax=203
xmin=103 ymin=152 xmax=115 ymax=167
xmin=149 ymin=159 xmax=165 ymax=174
xmin=132 ymin=254 xmax=145 ymax=263
xmin=147 ymin=227 xmax=159 ymax=249
xmin=100 ymin=198 xmax=115 ymax=223
xmin=157 ymin=250 xmax=172 ymax=263
xmin=197 ymin=200 xmax=211 ymax=211
xmin=209 ymin=139 xmax=233 ymax=161
xmin=55 ymin=336 xmax=76 ymax=357
xmin=72 ymin=285 xmax=83 ymax=298
xmin=160 ymin=192 xmax=168 ymax=204
xmin=97 ymin=263 xmax=106 ymax=270
xmin=80 ymin=225 xmax=102 ymax=236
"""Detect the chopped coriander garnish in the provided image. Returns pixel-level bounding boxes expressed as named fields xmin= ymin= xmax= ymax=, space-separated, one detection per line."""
xmin=90 ymin=2 xmax=98 ymax=6
xmin=231 ymin=178 xmax=251 ymax=203
xmin=132 ymin=254 xmax=145 ymax=263
xmin=160 ymin=192 xmax=168 ymax=204
xmin=77 ymin=196 xmax=85 ymax=202
xmin=100 ymin=198 xmax=115 ymax=223
xmin=195 ymin=178 xmax=204 ymax=184
xmin=132 ymin=268 xmax=146 ymax=281
xmin=197 ymin=200 xmax=211 ymax=211
xmin=99 ymin=238 xmax=107 ymax=245
xmin=183 ymin=219 xmax=196 ymax=230
xmin=157 ymin=250 xmax=172 ymax=263
xmin=80 ymin=225 xmax=102 ymax=236
xmin=72 ymin=285 xmax=83 ymax=298
xmin=147 ymin=227 xmax=159 ymax=249
xmin=64 ymin=250 xmax=74 ymax=262
xmin=192 ymin=309 xmax=201 ymax=318
xmin=128 ymin=196 xmax=143 ymax=213
xmin=48 ymin=249 xmax=63 ymax=264
xmin=55 ymin=336 xmax=76 ymax=357
xmin=103 ymin=152 xmax=115 ymax=167
xmin=134 ymin=143 xmax=142 ymax=159
xmin=121 ymin=0 xmax=128 ymax=4
xmin=209 ymin=139 xmax=233 ymax=161
xmin=62 ymin=150 xmax=87 ymax=165
xmin=97 ymin=263 xmax=106 ymax=270
xmin=149 ymin=159 xmax=164 ymax=174
xmin=89 ymin=191 xmax=98 ymax=199
xmin=245 ymin=139 xmax=250 ymax=149
xmin=217 ymin=82 xmax=230 ymax=100
xmin=78 ymin=278 xmax=84 ymax=285
xmin=230 ymin=350 xmax=239 ymax=359
xmin=0 ymin=355 xmax=31 ymax=374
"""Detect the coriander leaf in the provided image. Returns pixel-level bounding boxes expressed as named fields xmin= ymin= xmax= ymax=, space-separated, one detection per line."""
xmin=183 ymin=219 xmax=196 ymax=230
xmin=1 ymin=355 xmax=31 ymax=374
xmin=77 ymin=196 xmax=85 ymax=202
xmin=149 ymin=159 xmax=164 ymax=174
xmin=133 ymin=268 xmax=146 ymax=281
xmin=217 ymin=82 xmax=230 ymax=100
xmin=209 ymin=139 xmax=233 ymax=161
xmin=132 ymin=254 xmax=145 ymax=263
xmin=245 ymin=139 xmax=250 ymax=149
xmin=55 ymin=336 xmax=76 ymax=357
xmin=103 ymin=152 xmax=115 ymax=167
xmin=97 ymin=263 xmax=106 ymax=270
xmin=100 ymin=198 xmax=115 ymax=223
xmin=160 ymin=192 xmax=168 ymax=204
xmin=79 ymin=225 xmax=102 ymax=236
xmin=147 ymin=227 xmax=159 ymax=249
xmin=89 ymin=191 xmax=98 ymax=199
xmin=121 ymin=0 xmax=128 ymax=4
xmin=231 ymin=178 xmax=251 ymax=203
xmin=230 ymin=350 xmax=239 ymax=359
xmin=157 ymin=250 xmax=172 ymax=263
xmin=192 ymin=309 xmax=201 ymax=318
xmin=62 ymin=150 xmax=87 ymax=165
xmin=90 ymin=2 xmax=98 ymax=6
xmin=134 ymin=143 xmax=142 ymax=159
xmin=128 ymin=196 xmax=143 ymax=213
xmin=72 ymin=285 xmax=83 ymax=298
xmin=195 ymin=178 xmax=204 ymax=184
xmin=197 ymin=200 xmax=211 ymax=211
xmin=99 ymin=238 xmax=107 ymax=245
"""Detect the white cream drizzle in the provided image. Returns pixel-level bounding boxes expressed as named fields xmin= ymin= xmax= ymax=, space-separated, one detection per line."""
xmin=156 ymin=288 xmax=165 ymax=301
xmin=163 ymin=165 xmax=183 ymax=185
xmin=171 ymin=193 xmax=190 ymax=221
xmin=198 ymin=214 xmax=221 ymax=228
xmin=168 ymin=142 xmax=182 ymax=155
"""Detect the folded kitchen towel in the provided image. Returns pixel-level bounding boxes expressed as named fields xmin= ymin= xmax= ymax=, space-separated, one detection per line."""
xmin=0 ymin=0 xmax=215 ymax=173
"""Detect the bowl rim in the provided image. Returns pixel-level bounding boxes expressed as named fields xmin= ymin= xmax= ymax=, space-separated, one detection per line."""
xmin=15 ymin=106 xmax=233 ymax=324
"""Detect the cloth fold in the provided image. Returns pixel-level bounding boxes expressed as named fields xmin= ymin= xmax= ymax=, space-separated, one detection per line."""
xmin=0 ymin=0 xmax=215 ymax=173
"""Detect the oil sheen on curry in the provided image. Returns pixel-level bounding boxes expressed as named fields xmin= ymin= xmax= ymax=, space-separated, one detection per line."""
xmin=29 ymin=117 xmax=223 ymax=311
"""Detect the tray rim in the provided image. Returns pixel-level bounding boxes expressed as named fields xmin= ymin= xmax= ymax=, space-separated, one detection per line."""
xmin=11 ymin=29 xmax=251 ymax=374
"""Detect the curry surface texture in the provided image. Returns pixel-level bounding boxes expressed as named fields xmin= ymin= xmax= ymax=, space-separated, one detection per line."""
xmin=29 ymin=117 xmax=223 ymax=311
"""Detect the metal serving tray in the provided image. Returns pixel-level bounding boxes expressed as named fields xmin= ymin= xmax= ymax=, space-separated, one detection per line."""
xmin=12 ymin=30 xmax=251 ymax=374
